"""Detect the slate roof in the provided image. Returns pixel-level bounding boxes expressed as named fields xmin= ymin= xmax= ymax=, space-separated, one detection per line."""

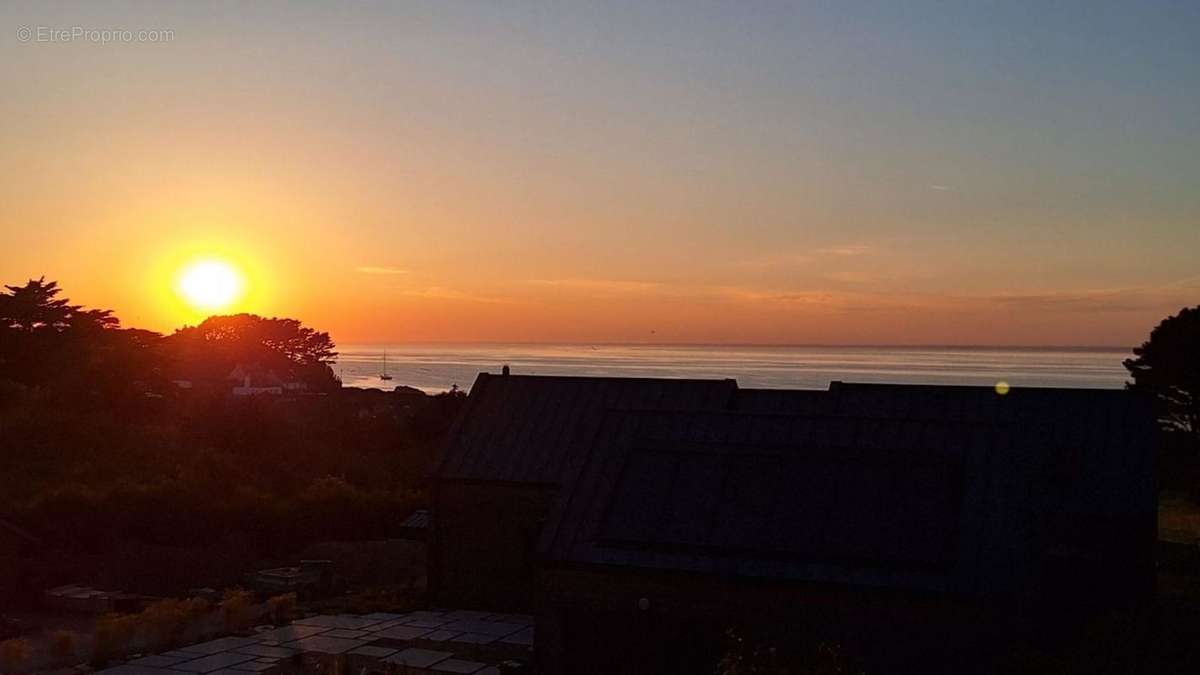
xmin=433 ymin=373 xmax=737 ymax=484
xmin=436 ymin=374 xmax=1155 ymax=595
xmin=533 ymin=385 xmax=1156 ymax=596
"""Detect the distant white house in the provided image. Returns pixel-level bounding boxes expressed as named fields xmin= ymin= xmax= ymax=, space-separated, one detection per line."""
xmin=228 ymin=364 xmax=290 ymax=396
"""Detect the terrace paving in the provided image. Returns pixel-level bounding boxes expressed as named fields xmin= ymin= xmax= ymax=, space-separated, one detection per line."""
xmin=226 ymin=662 xmax=276 ymax=672
xmin=374 ymin=624 xmax=435 ymax=640
xmin=383 ymin=648 xmax=454 ymax=668
xmin=321 ymin=628 xmax=370 ymax=639
xmin=171 ymin=652 xmax=258 ymax=673
xmin=186 ymin=638 xmax=262 ymax=656
xmin=419 ymin=629 xmax=463 ymax=642
xmin=430 ymin=658 xmax=489 ymax=673
xmin=231 ymin=645 xmax=297 ymax=659
xmin=293 ymin=614 xmax=383 ymax=630
xmin=361 ymin=611 xmax=407 ymax=620
xmin=348 ymin=645 xmax=399 ymax=658
xmin=282 ymin=635 xmax=368 ymax=654
xmin=96 ymin=610 xmax=531 ymax=675
xmin=128 ymin=655 xmax=189 ymax=667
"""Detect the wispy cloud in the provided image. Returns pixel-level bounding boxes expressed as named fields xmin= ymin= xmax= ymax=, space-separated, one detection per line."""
xmin=735 ymin=253 xmax=814 ymax=268
xmin=736 ymin=244 xmax=875 ymax=268
xmin=929 ymin=184 xmax=952 ymax=191
xmin=522 ymin=278 xmax=664 ymax=294
xmin=355 ymin=266 xmax=409 ymax=275
xmin=813 ymin=244 xmax=873 ymax=257
xmin=985 ymin=280 xmax=1200 ymax=314
xmin=398 ymin=286 xmax=514 ymax=304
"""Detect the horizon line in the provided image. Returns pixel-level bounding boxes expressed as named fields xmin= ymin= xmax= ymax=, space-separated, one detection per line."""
xmin=331 ymin=341 xmax=1133 ymax=351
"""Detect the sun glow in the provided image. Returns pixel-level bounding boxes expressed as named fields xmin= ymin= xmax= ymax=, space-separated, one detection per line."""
xmin=177 ymin=259 xmax=246 ymax=312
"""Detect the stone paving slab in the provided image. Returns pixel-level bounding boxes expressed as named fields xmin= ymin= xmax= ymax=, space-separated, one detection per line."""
xmin=96 ymin=666 xmax=175 ymax=675
xmin=251 ymin=624 xmax=328 ymax=642
xmin=374 ymin=624 xmax=435 ymax=640
xmin=349 ymin=645 xmax=400 ymax=658
xmin=172 ymin=652 xmax=258 ymax=673
xmin=448 ymin=633 xmax=498 ymax=645
xmin=485 ymin=613 xmax=533 ymax=625
xmin=294 ymin=614 xmax=383 ymax=630
xmin=403 ymin=616 xmax=453 ymax=628
xmin=283 ymin=634 xmax=368 ymax=654
xmin=442 ymin=610 xmax=493 ymax=622
xmin=227 ymin=661 xmax=276 ymax=672
xmin=499 ymin=627 xmax=535 ymax=646
xmin=454 ymin=621 xmax=524 ymax=637
xmin=323 ymin=628 xmax=370 ymax=639
xmin=185 ymin=637 xmax=263 ymax=656
xmin=431 ymin=658 xmax=488 ymax=673
xmin=162 ymin=649 xmax=207 ymax=659
xmin=233 ymin=644 xmax=298 ymax=659
xmin=383 ymin=648 xmax=454 ymax=669
xmin=104 ymin=609 xmax=528 ymax=675
xmin=419 ymin=629 xmax=463 ymax=643
xmin=363 ymin=619 xmax=407 ymax=632
xmin=362 ymin=611 xmax=408 ymax=620
xmin=127 ymin=655 xmax=187 ymax=667
xmin=403 ymin=611 xmax=449 ymax=622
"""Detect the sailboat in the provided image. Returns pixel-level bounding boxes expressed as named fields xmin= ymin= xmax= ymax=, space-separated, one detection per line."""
xmin=379 ymin=351 xmax=393 ymax=381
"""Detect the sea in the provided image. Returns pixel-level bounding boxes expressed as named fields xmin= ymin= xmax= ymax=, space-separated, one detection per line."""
xmin=334 ymin=344 xmax=1131 ymax=393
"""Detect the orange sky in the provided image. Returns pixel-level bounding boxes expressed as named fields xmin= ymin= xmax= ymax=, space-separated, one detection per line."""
xmin=2 ymin=3 xmax=1198 ymax=346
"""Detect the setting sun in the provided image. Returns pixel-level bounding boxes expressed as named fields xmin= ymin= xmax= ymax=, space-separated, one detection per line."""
xmin=177 ymin=259 xmax=246 ymax=313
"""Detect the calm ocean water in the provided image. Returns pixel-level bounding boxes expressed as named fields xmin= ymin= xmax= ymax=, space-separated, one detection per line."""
xmin=334 ymin=344 xmax=1131 ymax=393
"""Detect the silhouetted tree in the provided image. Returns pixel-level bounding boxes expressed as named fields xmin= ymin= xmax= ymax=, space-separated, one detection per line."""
xmin=166 ymin=314 xmax=339 ymax=391
xmin=0 ymin=278 xmax=93 ymax=332
xmin=1125 ymin=306 xmax=1200 ymax=440
xmin=0 ymin=278 xmax=147 ymax=389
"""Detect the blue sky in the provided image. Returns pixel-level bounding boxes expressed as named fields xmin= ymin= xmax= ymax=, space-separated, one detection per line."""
xmin=2 ymin=1 xmax=1197 ymax=344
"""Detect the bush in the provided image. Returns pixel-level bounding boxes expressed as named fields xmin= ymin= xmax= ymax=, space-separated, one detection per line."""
xmin=0 ymin=638 xmax=32 ymax=673
xmin=221 ymin=588 xmax=256 ymax=632
xmin=92 ymin=614 xmax=137 ymax=666
xmin=267 ymin=592 xmax=298 ymax=624
xmin=49 ymin=629 xmax=78 ymax=662
xmin=141 ymin=597 xmax=209 ymax=651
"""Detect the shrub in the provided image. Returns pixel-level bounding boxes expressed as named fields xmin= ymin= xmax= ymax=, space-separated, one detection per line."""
xmin=221 ymin=588 xmax=256 ymax=632
xmin=92 ymin=614 xmax=137 ymax=666
xmin=267 ymin=592 xmax=298 ymax=624
xmin=142 ymin=598 xmax=203 ymax=651
xmin=49 ymin=629 xmax=78 ymax=662
xmin=0 ymin=638 xmax=32 ymax=673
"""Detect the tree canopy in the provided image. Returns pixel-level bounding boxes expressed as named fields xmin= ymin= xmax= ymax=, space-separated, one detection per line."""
xmin=166 ymin=314 xmax=339 ymax=391
xmin=1124 ymin=305 xmax=1200 ymax=439
xmin=0 ymin=277 xmax=113 ymax=333
xmin=0 ymin=278 xmax=154 ymax=391
xmin=0 ymin=279 xmax=340 ymax=394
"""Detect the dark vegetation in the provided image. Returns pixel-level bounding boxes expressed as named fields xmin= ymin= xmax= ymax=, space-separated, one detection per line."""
xmin=1125 ymin=305 xmax=1200 ymax=443
xmin=1126 ymin=304 xmax=1200 ymax=495
xmin=0 ymin=278 xmax=465 ymax=605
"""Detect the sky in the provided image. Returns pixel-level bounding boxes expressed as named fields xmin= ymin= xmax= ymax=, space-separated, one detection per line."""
xmin=2 ymin=1 xmax=1198 ymax=346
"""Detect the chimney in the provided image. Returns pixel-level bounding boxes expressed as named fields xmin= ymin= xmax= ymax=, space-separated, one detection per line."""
xmin=502 ymin=364 xmax=510 ymax=376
